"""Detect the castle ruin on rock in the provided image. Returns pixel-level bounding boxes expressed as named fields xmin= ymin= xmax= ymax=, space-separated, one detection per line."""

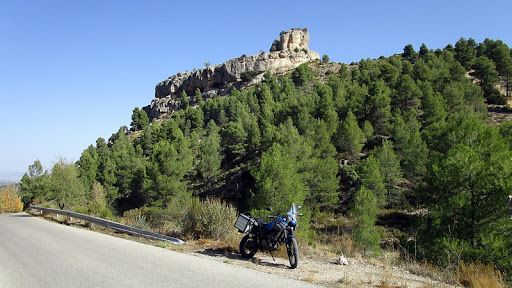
xmin=143 ymin=28 xmax=320 ymax=121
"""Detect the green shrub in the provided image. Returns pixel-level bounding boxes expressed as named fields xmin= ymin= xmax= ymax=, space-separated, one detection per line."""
xmin=87 ymin=201 xmax=112 ymax=219
xmin=123 ymin=208 xmax=148 ymax=230
xmin=240 ymin=70 xmax=260 ymax=82
xmin=322 ymin=54 xmax=330 ymax=64
xmin=74 ymin=206 xmax=88 ymax=215
xmin=486 ymin=87 xmax=507 ymax=104
xmin=180 ymin=197 xmax=238 ymax=240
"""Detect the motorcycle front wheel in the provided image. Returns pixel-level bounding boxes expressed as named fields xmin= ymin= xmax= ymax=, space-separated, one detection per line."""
xmin=239 ymin=234 xmax=258 ymax=259
xmin=287 ymin=237 xmax=299 ymax=269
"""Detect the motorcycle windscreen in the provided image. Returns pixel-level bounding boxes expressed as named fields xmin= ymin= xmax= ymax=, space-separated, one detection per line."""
xmin=290 ymin=203 xmax=298 ymax=222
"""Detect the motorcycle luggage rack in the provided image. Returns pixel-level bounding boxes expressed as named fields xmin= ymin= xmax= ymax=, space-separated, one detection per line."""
xmin=235 ymin=214 xmax=253 ymax=233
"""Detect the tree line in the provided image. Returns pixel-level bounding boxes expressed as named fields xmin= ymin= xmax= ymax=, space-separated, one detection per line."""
xmin=20 ymin=37 xmax=512 ymax=275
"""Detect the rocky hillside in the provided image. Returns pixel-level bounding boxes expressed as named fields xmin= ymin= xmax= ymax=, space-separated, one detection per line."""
xmin=143 ymin=28 xmax=320 ymax=120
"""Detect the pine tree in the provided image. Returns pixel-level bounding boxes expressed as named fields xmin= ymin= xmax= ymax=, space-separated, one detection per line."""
xmin=197 ymin=120 xmax=222 ymax=187
xmin=359 ymin=155 xmax=386 ymax=207
xmin=304 ymin=120 xmax=339 ymax=212
xmin=412 ymin=59 xmax=432 ymax=82
xmin=353 ymin=185 xmax=380 ymax=255
xmin=180 ymin=91 xmax=189 ymax=110
xmin=380 ymin=60 xmax=400 ymax=88
xmin=392 ymin=110 xmax=428 ymax=184
xmin=195 ymin=88 xmax=203 ymax=105
xmin=374 ymin=140 xmax=404 ymax=208
xmin=366 ymin=80 xmax=392 ymax=134
xmin=471 ymin=56 xmax=500 ymax=91
xmin=184 ymin=106 xmax=204 ymax=130
xmin=77 ymin=145 xmax=99 ymax=189
xmin=251 ymin=143 xmax=305 ymax=213
xmin=327 ymin=75 xmax=348 ymax=114
xmin=19 ymin=160 xmax=50 ymax=206
xmin=95 ymin=137 xmax=119 ymax=205
xmin=314 ymin=82 xmax=338 ymax=135
xmin=109 ymin=130 xmax=139 ymax=202
xmin=455 ymin=37 xmax=477 ymax=69
xmin=322 ymin=54 xmax=330 ymax=64
xmin=419 ymin=43 xmax=430 ymax=59
xmin=146 ymin=140 xmax=191 ymax=206
xmin=241 ymin=112 xmax=261 ymax=154
xmin=393 ymin=74 xmax=422 ymax=112
xmin=334 ymin=111 xmax=366 ymax=161
xmin=28 ymin=159 xmax=44 ymax=178
xmin=345 ymin=81 xmax=368 ymax=119
xmin=130 ymin=107 xmax=149 ymax=131
xmin=220 ymin=121 xmax=247 ymax=162
xmin=291 ymin=63 xmax=313 ymax=86
xmin=338 ymin=63 xmax=351 ymax=82
xmin=402 ymin=44 xmax=417 ymax=63
xmin=423 ymin=113 xmax=512 ymax=270
xmin=420 ymin=85 xmax=447 ymax=127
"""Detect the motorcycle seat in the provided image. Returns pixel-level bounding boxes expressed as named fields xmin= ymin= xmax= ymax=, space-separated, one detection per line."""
xmin=255 ymin=218 xmax=266 ymax=226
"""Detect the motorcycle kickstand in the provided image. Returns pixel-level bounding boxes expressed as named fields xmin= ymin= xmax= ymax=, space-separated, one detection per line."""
xmin=270 ymin=251 xmax=275 ymax=261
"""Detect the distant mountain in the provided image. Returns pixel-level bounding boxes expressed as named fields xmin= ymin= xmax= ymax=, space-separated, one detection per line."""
xmin=0 ymin=172 xmax=24 ymax=186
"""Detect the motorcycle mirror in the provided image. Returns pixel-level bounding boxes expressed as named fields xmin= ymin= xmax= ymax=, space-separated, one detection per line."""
xmin=266 ymin=207 xmax=273 ymax=212
xmin=298 ymin=213 xmax=304 ymax=216
xmin=297 ymin=206 xmax=302 ymax=210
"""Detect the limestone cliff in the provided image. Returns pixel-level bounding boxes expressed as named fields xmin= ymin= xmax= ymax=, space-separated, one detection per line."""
xmin=143 ymin=28 xmax=319 ymax=120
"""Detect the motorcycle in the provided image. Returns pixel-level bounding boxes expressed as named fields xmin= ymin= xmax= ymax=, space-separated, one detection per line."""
xmin=234 ymin=203 xmax=303 ymax=268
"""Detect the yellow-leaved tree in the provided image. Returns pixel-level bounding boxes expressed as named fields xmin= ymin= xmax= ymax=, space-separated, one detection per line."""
xmin=0 ymin=185 xmax=23 ymax=213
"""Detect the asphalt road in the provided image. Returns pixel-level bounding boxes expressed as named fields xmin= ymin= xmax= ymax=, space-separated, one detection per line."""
xmin=0 ymin=213 xmax=320 ymax=288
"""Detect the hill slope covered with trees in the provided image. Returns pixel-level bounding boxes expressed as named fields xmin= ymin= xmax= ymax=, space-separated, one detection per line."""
xmin=20 ymin=37 xmax=512 ymax=279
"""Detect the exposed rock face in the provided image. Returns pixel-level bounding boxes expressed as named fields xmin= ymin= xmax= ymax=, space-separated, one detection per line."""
xmin=144 ymin=28 xmax=319 ymax=121
xmin=270 ymin=28 xmax=310 ymax=52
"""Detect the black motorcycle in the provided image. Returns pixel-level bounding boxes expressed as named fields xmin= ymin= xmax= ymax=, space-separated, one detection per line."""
xmin=234 ymin=203 xmax=303 ymax=268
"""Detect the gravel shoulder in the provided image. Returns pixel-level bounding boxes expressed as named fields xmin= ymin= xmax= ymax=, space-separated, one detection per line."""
xmin=176 ymin=239 xmax=457 ymax=288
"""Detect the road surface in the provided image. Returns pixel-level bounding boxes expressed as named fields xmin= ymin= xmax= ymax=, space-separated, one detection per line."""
xmin=0 ymin=213 xmax=320 ymax=288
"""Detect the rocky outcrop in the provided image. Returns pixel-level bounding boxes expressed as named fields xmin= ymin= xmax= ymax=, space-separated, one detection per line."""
xmin=144 ymin=28 xmax=319 ymax=121
xmin=270 ymin=28 xmax=310 ymax=52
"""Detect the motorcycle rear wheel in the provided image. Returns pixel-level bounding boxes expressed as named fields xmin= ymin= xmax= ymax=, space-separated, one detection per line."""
xmin=287 ymin=237 xmax=299 ymax=269
xmin=239 ymin=234 xmax=258 ymax=259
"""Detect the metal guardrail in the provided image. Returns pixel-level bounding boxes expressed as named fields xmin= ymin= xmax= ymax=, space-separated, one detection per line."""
xmin=30 ymin=205 xmax=184 ymax=245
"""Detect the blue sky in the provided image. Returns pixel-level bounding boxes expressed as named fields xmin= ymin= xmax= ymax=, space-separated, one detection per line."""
xmin=1 ymin=0 xmax=511 ymax=177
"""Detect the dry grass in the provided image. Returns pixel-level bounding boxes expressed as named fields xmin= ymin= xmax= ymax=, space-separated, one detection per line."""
xmin=457 ymin=261 xmax=506 ymax=288
xmin=329 ymin=234 xmax=357 ymax=258
xmin=402 ymin=260 xmax=443 ymax=282
xmin=376 ymin=282 xmax=407 ymax=288
xmin=272 ymin=243 xmax=289 ymax=259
